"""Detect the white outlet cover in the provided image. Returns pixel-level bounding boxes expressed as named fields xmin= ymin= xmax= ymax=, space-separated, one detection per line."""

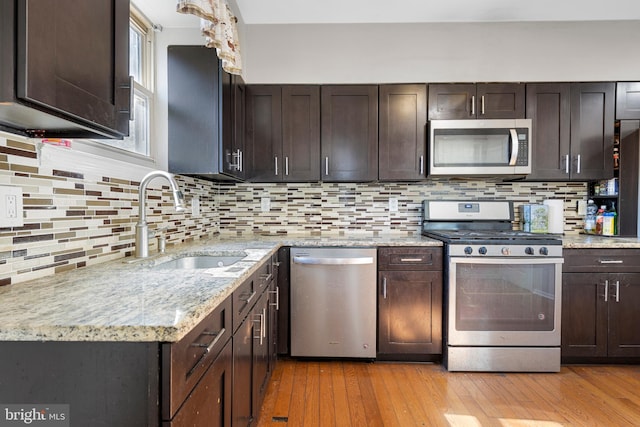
xmin=0 ymin=185 xmax=24 ymax=227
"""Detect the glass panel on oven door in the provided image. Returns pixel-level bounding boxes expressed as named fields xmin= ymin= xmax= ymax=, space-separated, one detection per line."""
xmin=433 ymin=130 xmax=510 ymax=166
xmin=454 ymin=262 xmax=556 ymax=332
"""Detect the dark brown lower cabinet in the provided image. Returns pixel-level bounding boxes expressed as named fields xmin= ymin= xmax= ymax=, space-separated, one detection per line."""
xmin=164 ymin=341 xmax=232 ymax=427
xmin=377 ymin=247 xmax=443 ymax=360
xmin=562 ymin=249 xmax=640 ymax=361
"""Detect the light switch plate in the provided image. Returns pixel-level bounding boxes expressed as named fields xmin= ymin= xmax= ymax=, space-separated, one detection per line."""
xmin=191 ymin=197 xmax=200 ymax=217
xmin=261 ymin=197 xmax=271 ymax=213
xmin=389 ymin=198 xmax=398 ymax=212
xmin=577 ymin=200 xmax=587 ymax=216
xmin=0 ymin=185 xmax=24 ymax=227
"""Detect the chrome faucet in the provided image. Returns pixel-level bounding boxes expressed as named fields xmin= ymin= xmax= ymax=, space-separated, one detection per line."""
xmin=135 ymin=171 xmax=186 ymax=258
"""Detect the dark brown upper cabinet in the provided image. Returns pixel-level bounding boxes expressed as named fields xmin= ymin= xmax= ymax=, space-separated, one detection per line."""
xmin=616 ymin=82 xmax=640 ymax=120
xmin=378 ymin=84 xmax=427 ymax=181
xmin=167 ymin=45 xmax=244 ymax=181
xmin=526 ymin=82 xmax=614 ymax=181
xmin=321 ymin=85 xmax=378 ymax=182
xmin=246 ymin=85 xmax=320 ymax=182
xmin=0 ymin=0 xmax=131 ymax=139
xmin=570 ymin=82 xmax=615 ymax=181
xmin=428 ymin=83 xmax=525 ymax=120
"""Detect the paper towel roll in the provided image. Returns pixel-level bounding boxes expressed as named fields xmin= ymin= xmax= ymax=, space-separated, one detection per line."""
xmin=543 ymin=199 xmax=564 ymax=234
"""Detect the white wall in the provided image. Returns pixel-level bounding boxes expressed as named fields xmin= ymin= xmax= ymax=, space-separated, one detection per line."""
xmin=242 ymin=20 xmax=640 ymax=84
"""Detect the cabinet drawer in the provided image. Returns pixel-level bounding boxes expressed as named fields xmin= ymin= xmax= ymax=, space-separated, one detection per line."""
xmin=162 ymin=295 xmax=232 ymax=420
xmin=378 ymin=247 xmax=442 ymax=271
xmin=563 ymin=249 xmax=640 ymax=273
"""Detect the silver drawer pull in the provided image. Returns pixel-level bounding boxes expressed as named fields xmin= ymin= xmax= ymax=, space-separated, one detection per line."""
xmin=260 ymin=273 xmax=273 ymax=283
xmin=599 ymin=260 xmax=623 ymax=264
xmin=400 ymin=258 xmax=424 ymax=262
xmin=240 ymin=291 xmax=256 ymax=305
xmin=188 ymin=327 xmax=226 ymax=377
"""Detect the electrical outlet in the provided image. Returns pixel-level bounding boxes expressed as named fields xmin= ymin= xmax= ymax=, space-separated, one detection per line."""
xmin=191 ymin=197 xmax=200 ymax=217
xmin=261 ymin=197 xmax=271 ymax=213
xmin=389 ymin=198 xmax=398 ymax=212
xmin=0 ymin=185 xmax=24 ymax=227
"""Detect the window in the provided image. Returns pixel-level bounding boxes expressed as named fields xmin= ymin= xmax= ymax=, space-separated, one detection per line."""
xmin=85 ymin=7 xmax=155 ymax=159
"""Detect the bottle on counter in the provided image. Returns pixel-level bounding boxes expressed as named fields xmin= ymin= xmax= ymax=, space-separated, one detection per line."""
xmin=595 ymin=205 xmax=607 ymax=235
xmin=584 ymin=199 xmax=598 ymax=234
xmin=602 ymin=202 xmax=617 ymax=236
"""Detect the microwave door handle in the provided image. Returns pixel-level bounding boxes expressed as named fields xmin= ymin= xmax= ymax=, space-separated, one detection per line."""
xmin=508 ymin=129 xmax=519 ymax=166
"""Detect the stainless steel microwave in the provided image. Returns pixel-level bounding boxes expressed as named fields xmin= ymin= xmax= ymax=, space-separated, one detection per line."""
xmin=429 ymin=119 xmax=532 ymax=176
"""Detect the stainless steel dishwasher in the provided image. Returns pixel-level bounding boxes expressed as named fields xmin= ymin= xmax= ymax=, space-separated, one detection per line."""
xmin=290 ymin=247 xmax=377 ymax=358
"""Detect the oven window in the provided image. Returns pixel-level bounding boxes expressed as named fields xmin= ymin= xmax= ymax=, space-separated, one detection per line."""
xmin=454 ymin=263 xmax=556 ymax=331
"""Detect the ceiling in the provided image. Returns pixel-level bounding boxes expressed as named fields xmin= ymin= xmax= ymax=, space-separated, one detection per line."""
xmin=133 ymin=0 xmax=640 ymax=27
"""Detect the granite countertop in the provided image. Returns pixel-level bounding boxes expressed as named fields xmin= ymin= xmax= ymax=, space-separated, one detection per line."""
xmin=0 ymin=234 xmax=441 ymax=343
xmin=562 ymin=234 xmax=640 ymax=248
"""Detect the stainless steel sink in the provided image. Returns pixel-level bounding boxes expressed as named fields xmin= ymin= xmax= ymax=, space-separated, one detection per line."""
xmin=152 ymin=255 xmax=245 ymax=270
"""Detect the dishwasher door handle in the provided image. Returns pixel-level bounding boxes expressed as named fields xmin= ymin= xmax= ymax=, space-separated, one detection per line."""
xmin=292 ymin=256 xmax=375 ymax=265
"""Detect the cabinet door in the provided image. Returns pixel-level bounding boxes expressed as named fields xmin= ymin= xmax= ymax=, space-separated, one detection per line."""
xmin=379 ymin=84 xmax=427 ymax=181
xmin=525 ymin=83 xmax=572 ymax=180
xmin=321 ymin=85 xmax=378 ymax=181
xmin=476 ymin=83 xmax=525 ymax=119
xmin=428 ymin=84 xmax=475 ymax=120
xmin=607 ymin=273 xmax=640 ymax=357
xmin=282 ymin=85 xmax=320 ymax=181
xmin=616 ymin=82 xmax=640 ymax=120
xmin=246 ymin=85 xmax=283 ymax=182
xmin=16 ymin=0 xmax=130 ymax=136
xmin=570 ymin=82 xmax=615 ymax=181
xmin=561 ymin=273 xmax=608 ymax=358
xmin=221 ymin=73 xmax=245 ymax=179
xmin=232 ymin=310 xmax=256 ymax=427
xmin=378 ymin=270 xmax=443 ymax=356
xmin=252 ymin=292 xmax=270 ymax=420
xmin=165 ymin=341 xmax=232 ymax=427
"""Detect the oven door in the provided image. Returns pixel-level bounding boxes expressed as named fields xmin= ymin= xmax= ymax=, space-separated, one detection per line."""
xmin=448 ymin=257 xmax=563 ymax=346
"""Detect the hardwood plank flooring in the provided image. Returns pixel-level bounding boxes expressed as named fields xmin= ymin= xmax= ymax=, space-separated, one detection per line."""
xmin=257 ymin=360 xmax=640 ymax=427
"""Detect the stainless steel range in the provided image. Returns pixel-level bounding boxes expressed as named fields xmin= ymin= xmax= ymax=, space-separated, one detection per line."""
xmin=422 ymin=200 xmax=563 ymax=372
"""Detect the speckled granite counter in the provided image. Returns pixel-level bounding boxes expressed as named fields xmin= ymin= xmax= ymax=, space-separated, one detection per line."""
xmin=563 ymin=234 xmax=640 ymax=248
xmin=0 ymin=234 xmax=440 ymax=343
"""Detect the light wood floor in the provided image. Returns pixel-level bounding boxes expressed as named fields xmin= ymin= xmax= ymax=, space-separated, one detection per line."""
xmin=257 ymin=359 xmax=640 ymax=427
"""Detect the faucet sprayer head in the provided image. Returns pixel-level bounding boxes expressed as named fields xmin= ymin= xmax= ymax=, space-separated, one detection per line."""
xmin=172 ymin=189 xmax=186 ymax=212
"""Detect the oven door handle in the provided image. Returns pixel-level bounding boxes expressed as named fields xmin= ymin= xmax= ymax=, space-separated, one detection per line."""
xmin=450 ymin=257 xmax=564 ymax=266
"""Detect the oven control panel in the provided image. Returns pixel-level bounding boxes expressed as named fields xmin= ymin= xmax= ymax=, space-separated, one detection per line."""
xmin=450 ymin=244 xmax=562 ymax=257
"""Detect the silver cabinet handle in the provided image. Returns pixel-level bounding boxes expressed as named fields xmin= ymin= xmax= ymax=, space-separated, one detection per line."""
xmin=260 ymin=273 xmax=274 ymax=285
xmin=292 ymin=256 xmax=374 ymax=265
xmin=187 ymin=327 xmax=226 ymax=376
xmin=241 ymin=291 xmax=256 ymax=305
xmin=124 ymin=75 xmax=135 ymax=121
xmin=274 ymin=156 xmax=278 ymax=176
xmin=615 ymin=280 xmax=620 ymax=303
xmin=285 ymin=156 xmax=289 ymax=176
xmin=262 ymin=308 xmax=267 ymax=339
xmin=604 ymin=279 xmax=609 ymax=302
xmin=576 ymin=154 xmax=581 ymax=174
xmin=481 ymin=95 xmax=485 ymax=115
xmin=325 ymin=157 xmax=329 ymax=176
xmin=253 ymin=312 xmax=264 ymax=345
xmin=419 ymin=155 xmax=424 ymax=175
xmin=239 ymin=150 xmax=243 ymax=172
xmin=383 ymin=276 xmax=387 ymax=299
xmin=508 ymin=129 xmax=519 ymax=166
xmin=599 ymin=260 xmax=623 ymax=264
xmin=269 ymin=286 xmax=280 ymax=310
xmin=471 ymin=95 xmax=475 ymax=116
xmin=565 ymin=155 xmax=570 ymax=174
xmin=400 ymin=258 xmax=424 ymax=262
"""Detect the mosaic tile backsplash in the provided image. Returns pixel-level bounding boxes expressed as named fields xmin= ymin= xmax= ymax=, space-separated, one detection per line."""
xmin=1 ymin=134 xmax=586 ymax=286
